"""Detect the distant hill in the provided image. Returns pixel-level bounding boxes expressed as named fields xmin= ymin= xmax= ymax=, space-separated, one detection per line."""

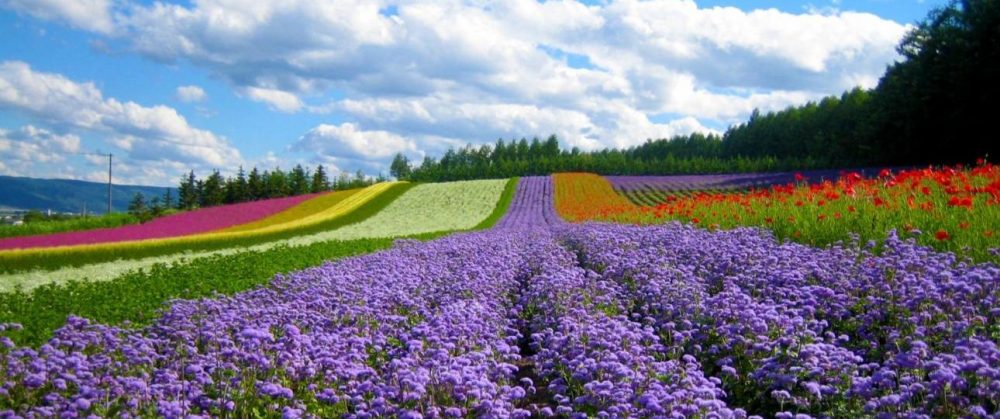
xmin=0 ymin=176 xmax=172 ymax=214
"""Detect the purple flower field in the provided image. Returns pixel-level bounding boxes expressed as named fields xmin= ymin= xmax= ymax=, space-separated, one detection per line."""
xmin=1 ymin=176 xmax=997 ymax=417
xmin=0 ymin=193 xmax=322 ymax=250
xmin=607 ymin=168 xmax=891 ymax=193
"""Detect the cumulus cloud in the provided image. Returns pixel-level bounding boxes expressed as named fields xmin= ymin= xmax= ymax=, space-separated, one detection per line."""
xmin=3 ymin=0 xmax=914 ymax=174
xmin=240 ymin=87 xmax=303 ymax=113
xmin=0 ymin=0 xmax=115 ymax=34
xmin=294 ymin=123 xmax=417 ymax=160
xmin=0 ymin=125 xmax=82 ymax=178
xmin=0 ymin=61 xmax=242 ymax=169
xmin=176 ymin=85 xmax=207 ymax=103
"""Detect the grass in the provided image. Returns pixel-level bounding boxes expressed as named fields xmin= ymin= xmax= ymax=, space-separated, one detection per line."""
xmin=473 ymin=177 xmax=518 ymax=229
xmin=0 ymin=212 xmax=141 ymax=239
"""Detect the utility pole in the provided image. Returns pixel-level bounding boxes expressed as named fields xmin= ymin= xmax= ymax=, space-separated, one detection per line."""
xmin=107 ymin=153 xmax=113 ymax=214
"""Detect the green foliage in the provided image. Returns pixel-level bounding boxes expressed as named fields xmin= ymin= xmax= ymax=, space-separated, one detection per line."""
xmin=473 ymin=177 xmax=518 ymax=230
xmin=399 ymin=134 xmax=827 ymax=182
xmin=0 ymin=183 xmax=416 ymax=274
xmin=0 ymin=212 xmax=141 ymax=239
xmin=872 ymin=0 xmax=998 ymax=165
xmin=0 ymin=237 xmax=402 ymax=346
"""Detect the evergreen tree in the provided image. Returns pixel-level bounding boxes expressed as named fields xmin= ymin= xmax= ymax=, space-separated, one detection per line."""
xmin=311 ymin=164 xmax=330 ymax=192
xmin=162 ymin=188 xmax=174 ymax=209
xmin=200 ymin=170 xmax=225 ymax=207
xmin=177 ymin=171 xmax=199 ymax=210
xmin=390 ymin=153 xmax=411 ymax=180
xmin=247 ymin=167 xmax=263 ymax=200
xmin=265 ymin=168 xmax=289 ymax=198
xmin=290 ymin=164 xmax=310 ymax=195
xmin=225 ymin=166 xmax=249 ymax=203
xmin=127 ymin=192 xmax=147 ymax=217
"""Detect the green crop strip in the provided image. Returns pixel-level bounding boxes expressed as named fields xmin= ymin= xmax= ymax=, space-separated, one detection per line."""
xmin=473 ymin=177 xmax=517 ymax=230
xmin=0 ymin=182 xmax=415 ymax=274
xmin=0 ymin=213 xmax=141 ymax=239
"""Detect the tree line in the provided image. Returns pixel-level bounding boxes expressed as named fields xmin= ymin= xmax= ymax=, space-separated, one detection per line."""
xmin=127 ymin=165 xmax=384 ymax=220
xmin=392 ymin=0 xmax=996 ymax=182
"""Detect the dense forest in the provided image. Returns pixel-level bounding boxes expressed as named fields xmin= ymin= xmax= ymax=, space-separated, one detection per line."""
xmin=392 ymin=0 xmax=997 ymax=182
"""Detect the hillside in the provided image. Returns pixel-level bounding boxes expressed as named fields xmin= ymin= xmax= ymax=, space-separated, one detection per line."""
xmin=0 ymin=176 xmax=171 ymax=213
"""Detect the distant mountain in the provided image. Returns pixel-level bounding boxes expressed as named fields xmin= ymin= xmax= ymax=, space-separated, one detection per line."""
xmin=0 ymin=176 xmax=173 ymax=214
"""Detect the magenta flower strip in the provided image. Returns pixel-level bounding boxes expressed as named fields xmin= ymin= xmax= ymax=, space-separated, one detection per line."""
xmin=0 ymin=193 xmax=321 ymax=250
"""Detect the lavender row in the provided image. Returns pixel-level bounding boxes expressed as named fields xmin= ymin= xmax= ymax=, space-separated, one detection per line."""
xmin=607 ymin=168 xmax=890 ymax=193
xmin=494 ymin=177 xmax=562 ymax=230
xmin=515 ymin=229 xmax=741 ymax=417
xmin=560 ymin=223 xmax=999 ymax=417
xmin=0 ymin=231 xmax=539 ymax=417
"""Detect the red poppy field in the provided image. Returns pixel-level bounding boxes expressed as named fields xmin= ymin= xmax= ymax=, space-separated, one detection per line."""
xmin=555 ymin=162 xmax=1000 ymax=262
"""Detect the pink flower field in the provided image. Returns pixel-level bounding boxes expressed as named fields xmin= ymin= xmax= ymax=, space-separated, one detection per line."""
xmin=0 ymin=193 xmax=324 ymax=251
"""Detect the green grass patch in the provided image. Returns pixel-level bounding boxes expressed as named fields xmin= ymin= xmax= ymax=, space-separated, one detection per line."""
xmin=473 ymin=177 xmax=518 ymax=230
xmin=0 ymin=212 xmax=141 ymax=239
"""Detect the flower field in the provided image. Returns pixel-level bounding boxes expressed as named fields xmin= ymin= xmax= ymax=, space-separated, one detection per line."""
xmin=0 ymin=182 xmax=404 ymax=273
xmin=608 ymin=168 xmax=885 ymax=206
xmin=2 ymin=174 xmax=996 ymax=417
xmin=316 ymin=179 xmax=510 ymax=240
xmin=0 ymin=193 xmax=321 ymax=250
xmin=557 ymin=165 xmax=1000 ymax=262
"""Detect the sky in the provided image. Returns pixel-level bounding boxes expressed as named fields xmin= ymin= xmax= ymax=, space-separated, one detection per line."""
xmin=0 ymin=0 xmax=945 ymax=186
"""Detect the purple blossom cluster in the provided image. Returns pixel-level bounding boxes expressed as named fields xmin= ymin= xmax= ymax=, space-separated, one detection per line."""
xmin=514 ymin=230 xmax=741 ymax=417
xmin=1 ymin=230 xmax=542 ymax=417
xmin=1 ymin=175 xmax=997 ymax=417
xmin=494 ymin=177 xmax=562 ymax=229
xmin=560 ymin=223 xmax=999 ymax=417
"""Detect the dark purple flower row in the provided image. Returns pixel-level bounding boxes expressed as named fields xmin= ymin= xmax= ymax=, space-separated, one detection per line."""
xmin=607 ymin=168 xmax=891 ymax=193
xmin=559 ymin=223 xmax=999 ymax=417
xmin=514 ymin=229 xmax=741 ymax=417
xmin=494 ymin=177 xmax=562 ymax=229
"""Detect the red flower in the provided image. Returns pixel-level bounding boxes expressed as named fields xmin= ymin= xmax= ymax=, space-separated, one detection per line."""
xmin=935 ymin=230 xmax=951 ymax=241
xmin=794 ymin=173 xmax=805 ymax=182
xmin=879 ymin=168 xmax=892 ymax=178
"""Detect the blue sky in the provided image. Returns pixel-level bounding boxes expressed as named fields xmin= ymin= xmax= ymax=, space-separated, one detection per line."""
xmin=0 ymin=0 xmax=944 ymax=186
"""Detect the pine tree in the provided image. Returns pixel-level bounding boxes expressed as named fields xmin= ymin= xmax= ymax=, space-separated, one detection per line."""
xmin=200 ymin=170 xmax=225 ymax=207
xmin=390 ymin=153 xmax=411 ymax=180
xmin=247 ymin=167 xmax=263 ymax=200
xmin=163 ymin=188 xmax=174 ymax=209
xmin=311 ymin=164 xmax=330 ymax=192
xmin=290 ymin=164 xmax=310 ymax=195
xmin=177 ymin=171 xmax=199 ymax=210
xmin=128 ymin=192 xmax=147 ymax=216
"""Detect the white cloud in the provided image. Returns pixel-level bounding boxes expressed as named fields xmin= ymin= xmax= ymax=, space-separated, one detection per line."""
xmin=0 ymin=125 xmax=81 ymax=177
xmin=1 ymin=0 xmax=115 ymax=34
xmin=176 ymin=85 xmax=207 ymax=103
xmin=295 ymin=123 xmax=417 ymax=161
xmin=240 ymin=87 xmax=303 ymax=113
xmin=3 ymin=0 xmax=915 ymax=174
xmin=0 ymin=61 xmax=241 ymax=169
